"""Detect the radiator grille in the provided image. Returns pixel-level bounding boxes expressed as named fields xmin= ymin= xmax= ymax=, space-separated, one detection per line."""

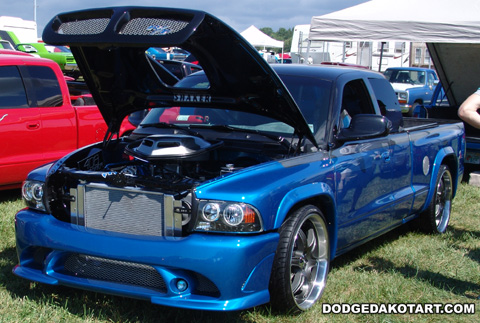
xmin=58 ymin=18 xmax=110 ymax=35
xmin=63 ymin=253 xmax=167 ymax=292
xmin=83 ymin=184 xmax=164 ymax=236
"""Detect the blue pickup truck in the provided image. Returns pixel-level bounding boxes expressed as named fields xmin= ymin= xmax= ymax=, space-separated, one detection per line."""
xmin=384 ymin=67 xmax=438 ymax=116
xmin=13 ymin=7 xmax=465 ymax=313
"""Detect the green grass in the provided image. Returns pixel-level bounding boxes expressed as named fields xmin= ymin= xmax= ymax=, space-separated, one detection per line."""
xmin=1 ymin=184 xmax=479 ymax=322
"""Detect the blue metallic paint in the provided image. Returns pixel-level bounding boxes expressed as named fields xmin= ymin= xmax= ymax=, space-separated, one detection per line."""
xmin=11 ymin=7 xmax=465 ymax=311
xmin=14 ymin=208 xmax=279 ymax=311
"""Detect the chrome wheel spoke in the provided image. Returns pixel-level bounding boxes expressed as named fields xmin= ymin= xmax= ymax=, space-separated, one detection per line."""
xmin=433 ymin=168 xmax=452 ymax=232
xmin=289 ymin=214 xmax=329 ymax=309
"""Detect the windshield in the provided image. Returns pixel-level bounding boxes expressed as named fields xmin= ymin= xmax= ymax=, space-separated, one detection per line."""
xmin=45 ymin=45 xmax=72 ymax=53
xmin=0 ymin=41 xmax=14 ymax=50
xmin=141 ymin=107 xmax=294 ymax=135
xmin=140 ymin=72 xmax=331 ymax=138
xmin=384 ymin=69 xmax=426 ymax=85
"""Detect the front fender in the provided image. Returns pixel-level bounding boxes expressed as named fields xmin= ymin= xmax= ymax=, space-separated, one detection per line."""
xmin=27 ymin=162 xmax=55 ymax=183
xmin=407 ymin=87 xmax=431 ymax=104
xmin=274 ymin=182 xmax=337 ymax=259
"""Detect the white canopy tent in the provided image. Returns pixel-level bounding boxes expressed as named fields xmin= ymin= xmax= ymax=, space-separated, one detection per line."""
xmin=309 ymin=0 xmax=480 ymax=105
xmin=309 ymin=0 xmax=480 ymax=43
xmin=240 ymin=25 xmax=284 ymax=60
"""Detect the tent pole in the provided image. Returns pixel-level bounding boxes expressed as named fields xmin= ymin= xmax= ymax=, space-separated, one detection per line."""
xmin=306 ymin=39 xmax=311 ymax=64
xmin=378 ymin=41 xmax=386 ymax=72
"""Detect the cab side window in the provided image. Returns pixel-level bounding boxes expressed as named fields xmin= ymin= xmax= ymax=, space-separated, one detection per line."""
xmin=427 ymin=72 xmax=436 ymax=86
xmin=22 ymin=65 xmax=63 ymax=107
xmin=0 ymin=66 xmax=28 ymax=108
xmin=368 ymin=77 xmax=403 ymax=132
xmin=341 ymin=79 xmax=375 ymax=128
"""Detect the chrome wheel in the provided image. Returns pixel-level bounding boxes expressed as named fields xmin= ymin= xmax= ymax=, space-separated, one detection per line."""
xmin=415 ymin=164 xmax=453 ymax=234
xmin=434 ymin=166 xmax=452 ymax=233
xmin=269 ymin=205 xmax=329 ymax=312
xmin=290 ymin=213 xmax=329 ymax=309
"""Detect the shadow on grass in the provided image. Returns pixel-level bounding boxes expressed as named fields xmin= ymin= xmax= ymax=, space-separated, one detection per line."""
xmin=449 ymin=226 xmax=480 ymax=241
xmin=0 ymin=189 xmax=22 ymax=203
xmin=467 ymin=248 xmax=480 ymax=265
xmin=0 ymin=245 xmax=254 ymax=322
xmin=330 ymin=224 xmax=412 ymax=269
xmin=353 ymin=255 xmax=480 ymax=299
xmin=447 ymin=226 xmax=480 ymax=264
xmin=330 ymin=221 xmax=480 ymax=299
xmin=344 ymin=222 xmax=480 ymax=299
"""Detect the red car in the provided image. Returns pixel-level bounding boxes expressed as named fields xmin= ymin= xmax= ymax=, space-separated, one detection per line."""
xmin=0 ymin=53 xmax=135 ymax=190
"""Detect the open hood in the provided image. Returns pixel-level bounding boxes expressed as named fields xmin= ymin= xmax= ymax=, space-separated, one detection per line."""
xmin=42 ymin=6 xmax=316 ymax=146
xmin=427 ymin=43 xmax=480 ymax=107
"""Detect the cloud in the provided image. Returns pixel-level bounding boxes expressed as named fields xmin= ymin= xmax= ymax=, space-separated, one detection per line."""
xmin=1 ymin=0 xmax=368 ymax=37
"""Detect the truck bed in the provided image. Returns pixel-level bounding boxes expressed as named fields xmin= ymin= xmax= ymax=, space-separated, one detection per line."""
xmin=402 ymin=116 xmax=464 ymax=132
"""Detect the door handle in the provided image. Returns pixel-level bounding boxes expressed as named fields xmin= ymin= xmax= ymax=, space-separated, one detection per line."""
xmin=27 ymin=122 xmax=40 ymax=129
xmin=381 ymin=151 xmax=391 ymax=162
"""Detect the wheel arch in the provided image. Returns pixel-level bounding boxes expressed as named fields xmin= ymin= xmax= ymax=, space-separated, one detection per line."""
xmin=274 ymin=183 xmax=338 ymax=260
xmin=422 ymin=148 xmax=458 ymax=212
xmin=414 ymin=99 xmax=423 ymax=104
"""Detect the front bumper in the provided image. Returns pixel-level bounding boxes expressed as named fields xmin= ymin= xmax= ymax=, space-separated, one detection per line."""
xmin=13 ymin=209 xmax=279 ymax=311
xmin=399 ymin=104 xmax=412 ymax=113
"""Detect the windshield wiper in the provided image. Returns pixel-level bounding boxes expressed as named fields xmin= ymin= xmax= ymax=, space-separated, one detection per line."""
xmin=192 ymin=124 xmax=293 ymax=151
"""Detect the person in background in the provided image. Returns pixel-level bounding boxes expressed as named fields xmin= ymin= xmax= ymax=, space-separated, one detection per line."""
xmin=458 ymin=89 xmax=480 ymax=128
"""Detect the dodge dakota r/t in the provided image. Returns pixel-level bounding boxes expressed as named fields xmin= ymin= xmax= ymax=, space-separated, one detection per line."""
xmin=13 ymin=7 xmax=465 ymax=313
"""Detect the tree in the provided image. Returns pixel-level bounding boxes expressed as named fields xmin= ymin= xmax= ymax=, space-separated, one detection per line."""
xmin=260 ymin=27 xmax=293 ymax=52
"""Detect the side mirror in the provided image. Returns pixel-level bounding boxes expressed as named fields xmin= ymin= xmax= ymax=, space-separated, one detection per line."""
xmin=17 ymin=44 xmax=38 ymax=53
xmin=337 ymin=114 xmax=391 ymax=141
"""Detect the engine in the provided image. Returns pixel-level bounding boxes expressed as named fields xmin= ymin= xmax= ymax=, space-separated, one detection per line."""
xmin=46 ymin=134 xmax=286 ymax=225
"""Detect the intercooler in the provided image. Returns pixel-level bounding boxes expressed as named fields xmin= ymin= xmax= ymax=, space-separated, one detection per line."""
xmin=70 ymin=183 xmax=184 ymax=237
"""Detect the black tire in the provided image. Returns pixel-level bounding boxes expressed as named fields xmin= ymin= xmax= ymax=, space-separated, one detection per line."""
xmin=407 ymin=102 xmax=420 ymax=117
xmin=416 ymin=164 xmax=453 ymax=234
xmin=269 ymin=205 xmax=329 ymax=313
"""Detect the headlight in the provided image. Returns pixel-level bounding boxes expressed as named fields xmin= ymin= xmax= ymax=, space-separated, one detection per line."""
xmin=22 ymin=180 xmax=46 ymax=211
xmin=195 ymin=201 xmax=262 ymax=233
xmin=202 ymin=203 xmax=221 ymax=222
xmin=398 ymin=92 xmax=408 ymax=100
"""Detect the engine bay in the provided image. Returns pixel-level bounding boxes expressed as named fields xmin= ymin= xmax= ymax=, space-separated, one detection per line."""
xmin=46 ymin=134 xmax=290 ymax=223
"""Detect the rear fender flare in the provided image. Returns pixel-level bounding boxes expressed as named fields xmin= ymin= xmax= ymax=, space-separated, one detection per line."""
xmin=422 ymin=147 xmax=456 ymax=212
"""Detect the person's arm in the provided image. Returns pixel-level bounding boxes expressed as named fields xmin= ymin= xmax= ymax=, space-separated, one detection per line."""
xmin=458 ymin=92 xmax=480 ymax=128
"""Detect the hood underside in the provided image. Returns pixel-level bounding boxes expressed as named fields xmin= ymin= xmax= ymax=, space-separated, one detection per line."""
xmin=42 ymin=6 xmax=316 ymax=146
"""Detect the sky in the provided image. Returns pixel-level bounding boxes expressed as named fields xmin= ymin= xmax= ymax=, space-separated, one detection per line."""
xmin=0 ymin=0 xmax=368 ymax=36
